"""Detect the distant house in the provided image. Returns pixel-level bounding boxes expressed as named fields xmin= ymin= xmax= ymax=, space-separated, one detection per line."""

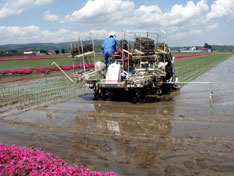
xmin=190 ymin=46 xmax=197 ymax=51
xmin=47 ymin=50 xmax=56 ymax=55
xmin=24 ymin=50 xmax=36 ymax=55
xmin=180 ymin=47 xmax=202 ymax=53
xmin=202 ymin=48 xmax=212 ymax=52
xmin=180 ymin=47 xmax=189 ymax=51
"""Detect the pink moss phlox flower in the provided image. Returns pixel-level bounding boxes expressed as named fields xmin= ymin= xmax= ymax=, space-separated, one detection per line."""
xmin=0 ymin=144 xmax=118 ymax=176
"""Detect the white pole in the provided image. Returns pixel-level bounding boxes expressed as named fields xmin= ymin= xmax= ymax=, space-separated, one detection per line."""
xmin=51 ymin=62 xmax=74 ymax=83
xmin=92 ymin=38 xmax=96 ymax=63
xmin=80 ymin=38 xmax=86 ymax=72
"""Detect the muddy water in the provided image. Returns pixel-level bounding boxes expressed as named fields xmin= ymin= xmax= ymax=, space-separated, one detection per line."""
xmin=1 ymin=56 xmax=234 ymax=176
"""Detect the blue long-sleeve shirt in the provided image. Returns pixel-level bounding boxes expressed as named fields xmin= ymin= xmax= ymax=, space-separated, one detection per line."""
xmin=102 ymin=37 xmax=119 ymax=55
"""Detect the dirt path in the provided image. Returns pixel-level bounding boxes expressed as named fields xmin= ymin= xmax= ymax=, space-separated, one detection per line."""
xmin=0 ymin=56 xmax=234 ymax=175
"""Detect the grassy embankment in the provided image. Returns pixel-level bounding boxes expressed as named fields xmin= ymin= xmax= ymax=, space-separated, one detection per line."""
xmin=174 ymin=53 xmax=233 ymax=82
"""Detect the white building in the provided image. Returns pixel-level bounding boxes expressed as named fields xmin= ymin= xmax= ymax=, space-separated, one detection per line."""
xmin=24 ymin=50 xmax=36 ymax=55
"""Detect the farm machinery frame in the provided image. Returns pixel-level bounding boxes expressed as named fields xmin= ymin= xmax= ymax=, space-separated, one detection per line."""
xmin=72 ymin=30 xmax=178 ymax=101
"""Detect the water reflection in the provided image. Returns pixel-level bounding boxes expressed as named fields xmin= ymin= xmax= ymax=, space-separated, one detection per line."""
xmin=68 ymin=56 xmax=234 ymax=175
xmin=69 ymin=99 xmax=176 ymax=175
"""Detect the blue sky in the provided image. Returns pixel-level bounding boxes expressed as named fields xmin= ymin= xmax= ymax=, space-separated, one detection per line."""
xmin=0 ymin=0 xmax=234 ymax=46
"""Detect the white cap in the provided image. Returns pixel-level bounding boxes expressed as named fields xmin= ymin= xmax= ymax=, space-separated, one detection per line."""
xmin=108 ymin=31 xmax=116 ymax=38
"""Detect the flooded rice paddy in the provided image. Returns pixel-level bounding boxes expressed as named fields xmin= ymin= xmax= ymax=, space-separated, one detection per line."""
xmin=1 ymin=56 xmax=234 ymax=175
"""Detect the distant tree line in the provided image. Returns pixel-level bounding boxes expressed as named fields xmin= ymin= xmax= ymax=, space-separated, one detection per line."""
xmin=0 ymin=49 xmax=23 ymax=55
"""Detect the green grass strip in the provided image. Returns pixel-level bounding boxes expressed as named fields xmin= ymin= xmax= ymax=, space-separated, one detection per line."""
xmin=0 ymin=56 xmax=104 ymax=70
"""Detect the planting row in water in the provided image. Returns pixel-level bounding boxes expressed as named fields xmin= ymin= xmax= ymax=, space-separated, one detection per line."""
xmin=0 ymin=76 xmax=91 ymax=110
xmin=175 ymin=53 xmax=232 ymax=82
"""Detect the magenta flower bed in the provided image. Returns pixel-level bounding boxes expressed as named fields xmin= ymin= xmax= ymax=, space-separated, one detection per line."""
xmin=174 ymin=53 xmax=211 ymax=59
xmin=0 ymin=144 xmax=118 ymax=176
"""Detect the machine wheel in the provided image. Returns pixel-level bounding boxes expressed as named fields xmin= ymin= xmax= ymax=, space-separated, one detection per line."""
xmin=94 ymin=88 xmax=110 ymax=100
xmin=135 ymin=88 xmax=146 ymax=102
xmin=162 ymin=84 xmax=172 ymax=95
xmin=94 ymin=88 xmax=103 ymax=100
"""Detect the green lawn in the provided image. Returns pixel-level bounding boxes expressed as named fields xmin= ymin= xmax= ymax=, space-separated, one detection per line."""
xmin=0 ymin=56 xmax=104 ymax=70
xmin=172 ymin=52 xmax=203 ymax=56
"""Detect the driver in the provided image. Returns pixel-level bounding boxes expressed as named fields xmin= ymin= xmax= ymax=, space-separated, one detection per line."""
xmin=102 ymin=32 xmax=119 ymax=69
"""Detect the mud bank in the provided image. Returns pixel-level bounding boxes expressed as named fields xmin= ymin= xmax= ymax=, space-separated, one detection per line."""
xmin=1 ymin=56 xmax=234 ymax=175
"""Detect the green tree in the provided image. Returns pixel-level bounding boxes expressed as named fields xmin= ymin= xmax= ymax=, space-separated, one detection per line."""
xmin=204 ymin=42 xmax=212 ymax=50
xmin=40 ymin=49 xmax=47 ymax=54
xmin=61 ymin=48 xmax=65 ymax=54
xmin=55 ymin=49 xmax=60 ymax=54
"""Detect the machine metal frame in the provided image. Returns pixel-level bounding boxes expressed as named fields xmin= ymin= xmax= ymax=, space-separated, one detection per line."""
xmin=84 ymin=30 xmax=178 ymax=101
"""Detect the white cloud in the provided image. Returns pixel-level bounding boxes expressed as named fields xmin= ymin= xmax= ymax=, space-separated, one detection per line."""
xmin=62 ymin=0 xmax=212 ymax=41
xmin=0 ymin=25 xmax=111 ymax=44
xmin=0 ymin=25 xmax=70 ymax=44
xmin=87 ymin=29 xmax=110 ymax=39
xmin=64 ymin=0 xmax=134 ymax=23
xmin=35 ymin=0 xmax=52 ymax=6
xmin=0 ymin=0 xmax=52 ymax=19
xmin=55 ymin=0 xmax=234 ymax=45
xmin=168 ymin=28 xmax=202 ymax=41
xmin=129 ymin=0 xmax=208 ymax=27
xmin=44 ymin=11 xmax=59 ymax=22
xmin=207 ymin=0 xmax=234 ymax=21
xmin=206 ymin=23 xmax=219 ymax=31
xmin=64 ymin=0 xmax=208 ymax=28
xmin=1 ymin=0 xmax=233 ymax=45
xmin=162 ymin=0 xmax=209 ymax=26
